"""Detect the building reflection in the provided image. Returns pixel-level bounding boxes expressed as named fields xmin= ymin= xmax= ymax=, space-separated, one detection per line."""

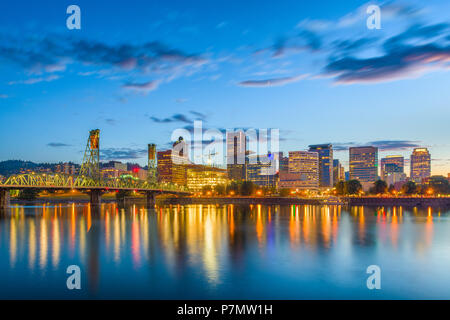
xmin=0 ymin=202 xmax=440 ymax=292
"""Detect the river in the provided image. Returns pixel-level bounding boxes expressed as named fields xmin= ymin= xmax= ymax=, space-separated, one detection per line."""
xmin=0 ymin=203 xmax=449 ymax=299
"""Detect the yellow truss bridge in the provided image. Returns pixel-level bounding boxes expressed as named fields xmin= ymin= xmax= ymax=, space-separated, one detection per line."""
xmin=0 ymin=129 xmax=190 ymax=209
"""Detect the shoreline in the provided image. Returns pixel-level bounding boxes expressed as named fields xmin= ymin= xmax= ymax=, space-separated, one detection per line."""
xmin=8 ymin=195 xmax=450 ymax=208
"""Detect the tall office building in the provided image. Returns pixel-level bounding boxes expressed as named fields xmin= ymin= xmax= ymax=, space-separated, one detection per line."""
xmin=278 ymin=152 xmax=289 ymax=174
xmin=157 ymin=141 xmax=189 ymax=186
xmin=226 ymin=131 xmax=246 ymax=181
xmin=246 ymin=154 xmax=278 ymax=188
xmin=279 ymin=151 xmax=319 ymax=189
xmin=309 ymin=144 xmax=333 ymax=188
xmin=410 ymin=148 xmax=431 ymax=183
xmin=380 ymin=156 xmax=404 ymax=181
xmin=333 ymin=159 xmax=344 ymax=183
xmin=349 ymin=146 xmax=378 ymax=190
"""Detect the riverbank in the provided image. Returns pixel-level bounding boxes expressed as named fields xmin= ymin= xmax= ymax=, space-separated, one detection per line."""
xmin=8 ymin=195 xmax=450 ymax=208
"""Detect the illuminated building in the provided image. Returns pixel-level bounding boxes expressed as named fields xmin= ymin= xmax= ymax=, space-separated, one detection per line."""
xmin=226 ymin=131 xmax=246 ymax=181
xmin=333 ymin=159 xmax=345 ymax=183
xmin=380 ymin=156 xmax=404 ymax=180
xmin=246 ymin=154 xmax=277 ymax=187
xmin=101 ymin=161 xmax=129 ymax=179
xmin=309 ymin=144 xmax=333 ymax=187
xmin=279 ymin=151 xmax=319 ymax=189
xmin=349 ymin=146 xmax=378 ymax=191
xmin=410 ymin=148 xmax=431 ymax=183
xmin=157 ymin=141 xmax=189 ymax=186
xmin=131 ymin=167 xmax=148 ymax=180
xmin=102 ymin=168 xmax=120 ymax=179
xmin=278 ymin=152 xmax=289 ymax=174
xmin=385 ymin=172 xmax=407 ymax=187
xmin=185 ymin=164 xmax=228 ymax=191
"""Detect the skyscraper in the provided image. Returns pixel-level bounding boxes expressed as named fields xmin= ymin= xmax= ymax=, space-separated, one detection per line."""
xmin=309 ymin=144 xmax=333 ymax=188
xmin=278 ymin=152 xmax=289 ymax=174
xmin=246 ymin=154 xmax=277 ymax=188
xmin=157 ymin=139 xmax=190 ymax=186
xmin=226 ymin=131 xmax=246 ymax=181
xmin=410 ymin=148 xmax=431 ymax=183
xmin=349 ymin=146 xmax=378 ymax=190
xmin=380 ymin=156 xmax=404 ymax=180
xmin=333 ymin=159 xmax=344 ymax=184
xmin=279 ymin=151 xmax=319 ymax=189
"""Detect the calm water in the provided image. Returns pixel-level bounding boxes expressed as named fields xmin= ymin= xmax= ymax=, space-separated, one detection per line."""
xmin=0 ymin=203 xmax=449 ymax=299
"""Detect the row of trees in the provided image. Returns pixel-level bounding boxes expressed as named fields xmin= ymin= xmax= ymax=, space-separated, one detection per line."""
xmin=201 ymin=181 xmax=277 ymax=196
xmin=335 ymin=176 xmax=450 ymax=195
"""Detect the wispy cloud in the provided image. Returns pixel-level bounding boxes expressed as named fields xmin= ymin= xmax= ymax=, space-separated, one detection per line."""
xmin=101 ymin=147 xmax=147 ymax=160
xmin=239 ymin=75 xmax=306 ymax=87
xmin=323 ymin=22 xmax=450 ymax=84
xmin=333 ymin=140 xmax=422 ymax=151
xmin=0 ymin=35 xmax=208 ymax=92
xmin=9 ymin=74 xmax=60 ymax=85
xmin=47 ymin=142 xmax=71 ymax=148
xmin=105 ymin=118 xmax=116 ymax=125
xmin=122 ymin=80 xmax=160 ymax=93
xmin=150 ymin=111 xmax=208 ymax=124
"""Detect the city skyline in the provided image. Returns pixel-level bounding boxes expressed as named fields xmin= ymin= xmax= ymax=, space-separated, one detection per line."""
xmin=1 ymin=0 xmax=450 ymax=175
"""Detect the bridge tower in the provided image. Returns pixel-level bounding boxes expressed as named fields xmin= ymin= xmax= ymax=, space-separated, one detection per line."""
xmin=78 ymin=129 xmax=101 ymax=184
xmin=147 ymin=143 xmax=157 ymax=184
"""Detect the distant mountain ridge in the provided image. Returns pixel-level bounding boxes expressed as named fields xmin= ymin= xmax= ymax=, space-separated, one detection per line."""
xmin=0 ymin=160 xmax=57 ymax=176
xmin=0 ymin=160 xmax=146 ymax=177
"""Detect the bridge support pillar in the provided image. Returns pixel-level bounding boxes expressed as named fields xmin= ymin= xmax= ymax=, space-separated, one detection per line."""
xmin=146 ymin=192 xmax=157 ymax=208
xmin=0 ymin=189 xmax=10 ymax=210
xmin=89 ymin=190 xmax=102 ymax=207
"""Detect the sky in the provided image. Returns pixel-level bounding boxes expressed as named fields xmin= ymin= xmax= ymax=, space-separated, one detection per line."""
xmin=0 ymin=0 xmax=449 ymax=175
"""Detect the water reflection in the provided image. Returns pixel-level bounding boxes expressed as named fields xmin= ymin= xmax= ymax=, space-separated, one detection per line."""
xmin=0 ymin=203 xmax=449 ymax=299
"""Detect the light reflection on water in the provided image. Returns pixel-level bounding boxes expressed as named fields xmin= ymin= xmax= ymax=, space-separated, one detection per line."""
xmin=0 ymin=203 xmax=449 ymax=299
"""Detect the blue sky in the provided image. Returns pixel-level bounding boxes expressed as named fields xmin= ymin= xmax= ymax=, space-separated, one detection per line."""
xmin=0 ymin=0 xmax=449 ymax=175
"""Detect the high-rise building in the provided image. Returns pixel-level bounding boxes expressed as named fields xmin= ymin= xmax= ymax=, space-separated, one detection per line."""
xmin=279 ymin=151 xmax=319 ymax=189
xmin=410 ymin=148 xmax=431 ymax=183
xmin=385 ymin=172 xmax=407 ymax=187
xmin=278 ymin=152 xmax=289 ymax=174
xmin=309 ymin=144 xmax=333 ymax=188
xmin=157 ymin=149 xmax=188 ymax=186
xmin=380 ymin=156 xmax=404 ymax=181
xmin=333 ymin=159 xmax=344 ymax=184
xmin=226 ymin=131 xmax=246 ymax=181
xmin=349 ymin=146 xmax=378 ymax=190
xmin=246 ymin=155 xmax=278 ymax=188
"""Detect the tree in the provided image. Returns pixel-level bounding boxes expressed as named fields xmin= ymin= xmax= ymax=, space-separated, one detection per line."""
xmin=17 ymin=188 xmax=40 ymax=200
xmin=226 ymin=181 xmax=239 ymax=195
xmin=214 ymin=184 xmax=226 ymax=196
xmin=346 ymin=180 xmax=362 ymax=195
xmin=426 ymin=176 xmax=450 ymax=195
xmin=388 ymin=184 xmax=396 ymax=194
xmin=402 ymin=181 xmax=417 ymax=195
xmin=201 ymin=185 xmax=213 ymax=194
xmin=240 ymin=181 xmax=255 ymax=196
xmin=373 ymin=180 xmax=388 ymax=194
xmin=279 ymin=188 xmax=291 ymax=197
xmin=335 ymin=181 xmax=346 ymax=195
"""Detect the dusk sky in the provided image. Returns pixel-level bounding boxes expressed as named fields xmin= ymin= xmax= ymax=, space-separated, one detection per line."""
xmin=0 ymin=0 xmax=449 ymax=175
